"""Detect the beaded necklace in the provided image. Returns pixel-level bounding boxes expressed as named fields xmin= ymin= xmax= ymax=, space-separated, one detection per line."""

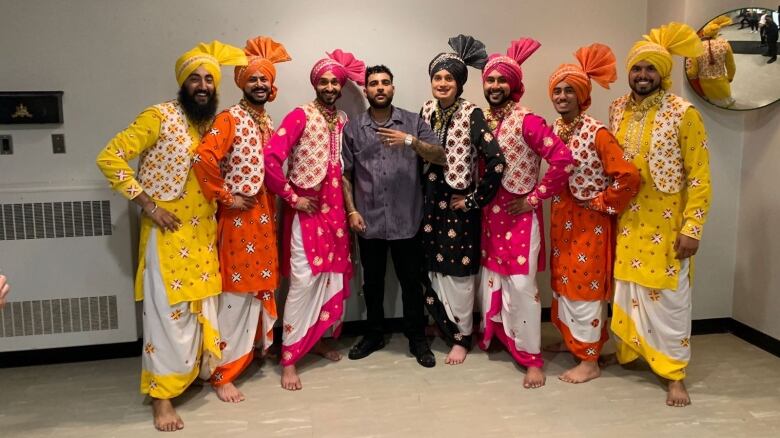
xmin=239 ymin=99 xmax=269 ymax=132
xmin=554 ymin=114 xmax=584 ymax=145
xmin=433 ymin=99 xmax=461 ymax=144
xmin=485 ymin=101 xmax=514 ymax=133
xmin=313 ymin=99 xmax=339 ymax=132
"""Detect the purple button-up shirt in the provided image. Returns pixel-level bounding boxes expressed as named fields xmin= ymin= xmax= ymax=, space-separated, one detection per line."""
xmin=342 ymin=106 xmax=440 ymax=240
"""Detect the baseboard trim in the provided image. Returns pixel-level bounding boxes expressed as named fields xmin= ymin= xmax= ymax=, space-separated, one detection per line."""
xmin=0 ymin=339 xmax=142 ymax=368
xmin=730 ymin=319 xmax=780 ymax=358
xmin=2 ymin=315 xmax=778 ymax=367
xmin=691 ymin=317 xmax=733 ymax=335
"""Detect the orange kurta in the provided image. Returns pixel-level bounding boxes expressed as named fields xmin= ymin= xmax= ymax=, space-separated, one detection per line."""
xmin=193 ymin=109 xmax=280 ymax=297
xmin=550 ymin=128 xmax=639 ymax=300
xmin=550 ymin=128 xmax=639 ymax=359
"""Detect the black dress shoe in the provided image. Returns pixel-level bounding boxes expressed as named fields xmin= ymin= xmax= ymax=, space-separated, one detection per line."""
xmin=348 ymin=336 xmax=385 ymax=360
xmin=769 ymin=57 xmax=777 ymax=64
xmin=410 ymin=340 xmax=436 ymax=368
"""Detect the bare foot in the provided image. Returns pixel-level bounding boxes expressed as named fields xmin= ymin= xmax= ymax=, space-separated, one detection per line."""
xmin=523 ymin=366 xmax=546 ymax=389
xmin=214 ymin=382 xmax=245 ymax=403
xmin=666 ymin=379 xmax=691 ymax=407
xmin=559 ymin=360 xmax=601 ymax=384
xmin=281 ymin=365 xmax=302 ymax=391
xmin=445 ymin=344 xmax=468 ymax=365
xmin=152 ymin=398 xmax=183 ymax=432
xmin=598 ymin=353 xmax=618 ymax=368
xmin=312 ymin=340 xmax=342 ymax=361
xmin=543 ymin=341 xmax=569 ymax=353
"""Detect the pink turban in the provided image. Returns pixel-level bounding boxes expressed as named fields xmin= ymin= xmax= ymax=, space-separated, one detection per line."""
xmin=310 ymin=49 xmax=366 ymax=87
xmin=482 ymin=38 xmax=541 ymax=101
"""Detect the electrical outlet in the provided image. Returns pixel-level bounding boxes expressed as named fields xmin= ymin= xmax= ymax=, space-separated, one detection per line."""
xmin=52 ymin=134 xmax=65 ymax=154
xmin=0 ymin=135 xmax=12 ymax=155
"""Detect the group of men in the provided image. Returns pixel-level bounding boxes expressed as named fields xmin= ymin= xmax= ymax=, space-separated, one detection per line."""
xmin=96 ymin=21 xmax=712 ymax=432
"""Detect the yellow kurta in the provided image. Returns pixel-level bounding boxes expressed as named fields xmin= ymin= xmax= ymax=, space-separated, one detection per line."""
xmin=685 ymin=38 xmax=736 ymax=105
xmin=612 ymin=92 xmax=712 ymax=291
xmin=97 ymin=105 xmax=224 ymax=397
xmin=96 ymin=106 xmax=222 ymax=305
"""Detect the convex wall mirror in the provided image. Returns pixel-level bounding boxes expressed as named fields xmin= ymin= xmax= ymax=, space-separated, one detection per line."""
xmin=685 ymin=7 xmax=779 ymax=110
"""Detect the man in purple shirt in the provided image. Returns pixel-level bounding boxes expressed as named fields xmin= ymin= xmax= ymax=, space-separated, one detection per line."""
xmin=342 ymin=65 xmax=444 ymax=367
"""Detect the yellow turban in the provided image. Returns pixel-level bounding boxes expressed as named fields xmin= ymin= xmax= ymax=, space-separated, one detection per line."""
xmin=175 ymin=40 xmax=247 ymax=88
xmin=626 ymin=22 xmax=704 ymax=90
xmin=701 ymin=16 xmax=733 ymax=38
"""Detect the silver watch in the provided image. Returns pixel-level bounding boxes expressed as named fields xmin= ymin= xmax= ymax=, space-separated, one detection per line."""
xmin=404 ymin=134 xmax=414 ymax=147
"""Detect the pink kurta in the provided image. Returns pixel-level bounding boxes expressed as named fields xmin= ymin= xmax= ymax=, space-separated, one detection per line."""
xmin=481 ymin=113 xmax=573 ymax=276
xmin=479 ymin=112 xmax=574 ymax=369
xmin=263 ymin=108 xmax=352 ymax=278
xmin=263 ymin=107 xmax=352 ymax=365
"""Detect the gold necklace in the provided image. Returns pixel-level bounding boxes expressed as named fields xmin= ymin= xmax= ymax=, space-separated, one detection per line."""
xmin=623 ymin=91 xmax=664 ymax=161
xmin=313 ymin=100 xmax=338 ymax=132
xmin=433 ymin=99 xmax=461 ymax=138
xmin=628 ymin=90 xmax=664 ymax=122
xmin=239 ymin=99 xmax=269 ymax=132
xmin=485 ymin=101 xmax=513 ymax=132
xmin=554 ymin=114 xmax=584 ymax=144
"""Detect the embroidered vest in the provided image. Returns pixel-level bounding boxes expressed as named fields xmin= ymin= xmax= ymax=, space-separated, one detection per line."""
xmin=494 ymin=104 xmax=541 ymax=195
xmin=696 ymin=39 xmax=730 ymax=80
xmin=555 ymin=114 xmax=609 ymax=201
xmin=287 ymin=103 xmax=346 ymax=189
xmin=421 ymin=99 xmax=477 ymax=190
xmin=220 ymin=105 xmax=273 ymax=197
xmin=609 ymin=93 xmax=689 ymax=194
xmin=137 ymin=100 xmax=193 ymax=201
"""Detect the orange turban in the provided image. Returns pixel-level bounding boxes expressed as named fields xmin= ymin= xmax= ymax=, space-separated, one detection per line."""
xmin=234 ymin=36 xmax=292 ymax=102
xmin=548 ymin=43 xmax=617 ymax=111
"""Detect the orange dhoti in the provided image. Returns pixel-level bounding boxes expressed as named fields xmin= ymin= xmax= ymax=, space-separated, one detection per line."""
xmin=210 ymin=189 xmax=279 ymax=386
xmin=549 ymin=191 xmax=613 ymax=361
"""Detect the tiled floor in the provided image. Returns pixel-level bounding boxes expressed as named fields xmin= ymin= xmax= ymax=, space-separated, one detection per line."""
xmin=1 ymin=324 xmax=779 ymax=437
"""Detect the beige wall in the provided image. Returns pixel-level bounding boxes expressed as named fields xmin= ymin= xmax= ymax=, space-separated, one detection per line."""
xmin=0 ymin=0 xmax=769 ymax=325
xmin=734 ymin=104 xmax=780 ymax=338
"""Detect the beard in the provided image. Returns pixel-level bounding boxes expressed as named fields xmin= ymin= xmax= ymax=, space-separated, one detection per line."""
xmin=484 ymin=89 xmax=511 ymax=108
xmin=243 ymin=87 xmax=269 ymax=106
xmin=178 ymin=85 xmax=218 ymax=125
xmin=629 ymin=79 xmax=661 ymax=97
xmin=367 ymin=93 xmax=393 ymax=109
xmin=316 ymin=89 xmax=341 ymax=106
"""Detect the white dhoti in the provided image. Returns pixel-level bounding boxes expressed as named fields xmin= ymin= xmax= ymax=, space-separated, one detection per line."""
xmin=140 ymin=231 xmax=220 ymax=399
xmin=611 ymin=259 xmax=692 ymax=381
xmin=210 ymin=291 xmax=270 ymax=386
xmin=478 ymin=214 xmax=543 ymax=368
xmin=281 ymin=215 xmax=345 ymax=366
xmin=429 ymin=272 xmax=476 ymax=336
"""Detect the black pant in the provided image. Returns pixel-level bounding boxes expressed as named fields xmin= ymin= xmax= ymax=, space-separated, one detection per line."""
xmin=769 ymin=40 xmax=778 ymax=59
xmin=357 ymin=235 xmax=426 ymax=342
